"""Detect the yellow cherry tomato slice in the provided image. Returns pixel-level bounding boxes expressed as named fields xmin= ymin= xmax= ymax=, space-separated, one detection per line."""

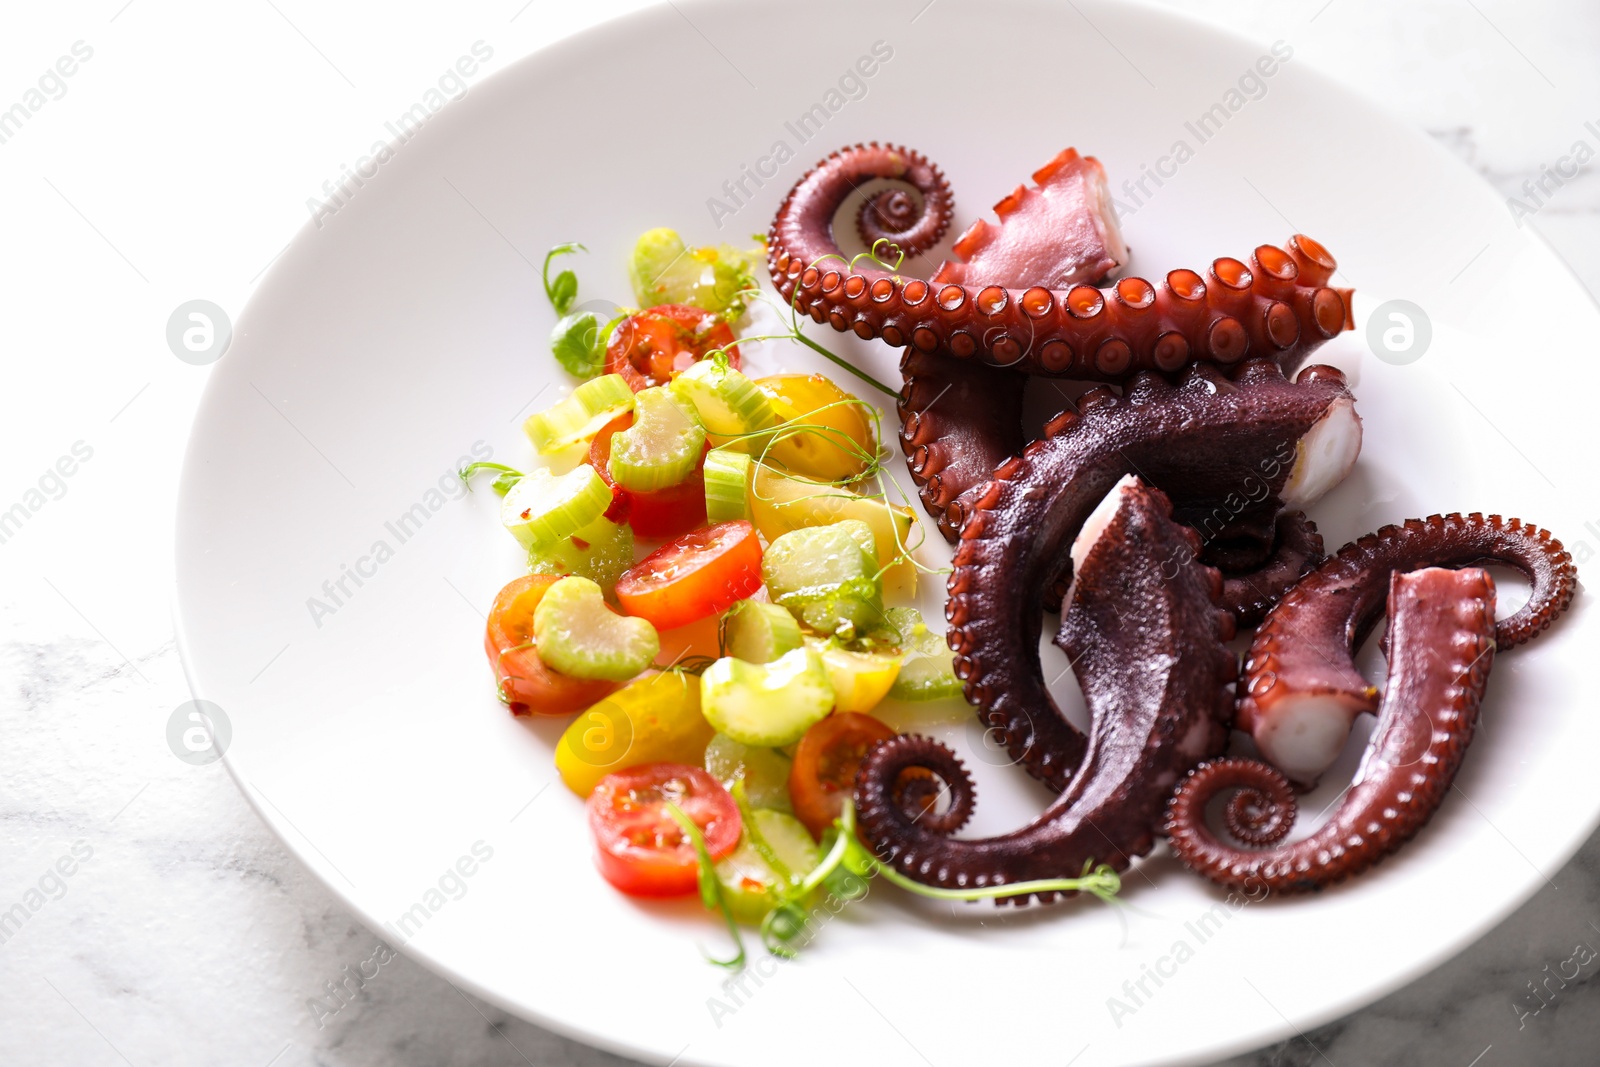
xmin=755 ymin=374 xmax=876 ymax=482
xmin=556 ymin=671 xmax=716 ymax=797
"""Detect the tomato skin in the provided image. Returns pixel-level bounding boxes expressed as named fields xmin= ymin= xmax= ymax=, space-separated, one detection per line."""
xmin=485 ymin=575 xmax=621 ymax=715
xmin=614 ymin=521 xmax=763 ymax=631
xmin=589 ymin=414 xmax=707 ymax=539
xmin=790 ymin=712 xmax=897 ymax=839
xmin=587 ymin=762 xmax=742 ymax=897
xmin=555 ymin=672 xmax=715 ymax=798
xmin=754 ymin=374 xmax=876 ymax=481
xmin=605 ymin=304 xmax=740 ymax=392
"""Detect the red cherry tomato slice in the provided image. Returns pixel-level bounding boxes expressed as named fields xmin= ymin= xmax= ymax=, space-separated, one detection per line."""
xmin=614 ymin=521 xmax=763 ymax=631
xmin=589 ymin=414 xmax=708 ymax=539
xmin=789 ymin=712 xmax=897 ymax=839
xmin=587 ymin=762 xmax=742 ymax=897
xmin=606 ymin=304 xmax=740 ymax=391
xmin=485 ymin=575 xmax=620 ymax=715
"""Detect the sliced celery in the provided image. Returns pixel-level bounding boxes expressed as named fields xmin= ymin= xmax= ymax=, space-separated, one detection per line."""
xmin=760 ymin=521 xmax=885 ymax=638
xmin=700 ymin=648 xmax=835 ymax=746
xmin=532 ymin=576 xmax=659 ymax=681
xmin=500 ymin=465 xmax=612 ymax=549
xmin=884 ymin=607 xmax=963 ymax=701
xmin=669 ymin=359 xmax=776 ymax=450
xmin=526 ymin=514 xmax=635 ymax=593
xmin=703 ymin=449 xmax=753 ymax=523
xmin=606 ymin=386 xmax=705 ymax=492
xmin=714 ymin=809 xmax=821 ymax=924
xmin=523 ymin=374 xmax=633 ymax=455
xmin=629 ymin=228 xmax=759 ymax=317
xmin=749 ymin=463 xmax=919 ymax=598
xmin=720 ymin=599 xmax=803 ymax=664
xmin=704 ymin=733 xmax=795 ymax=813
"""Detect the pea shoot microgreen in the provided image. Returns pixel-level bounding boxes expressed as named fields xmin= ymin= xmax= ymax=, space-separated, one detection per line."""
xmin=551 ymin=309 xmax=628 ymax=380
xmin=459 ymin=461 xmax=525 ymax=496
xmin=729 ymin=778 xmax=794 ymax=885
xmin=665 ymin=802 xmax=747 ymax=970
xmin=745 ymin=799 xmax=1122 ymax=964
xmin=542 ymin=242 xmax=585 ymax=315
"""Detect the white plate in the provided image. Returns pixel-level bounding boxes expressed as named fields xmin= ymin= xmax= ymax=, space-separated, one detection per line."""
xmin=175 ymin=1 xmax=1598 ymax=1064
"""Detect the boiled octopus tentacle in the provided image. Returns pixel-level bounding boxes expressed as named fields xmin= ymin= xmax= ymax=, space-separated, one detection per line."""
xmin=766 ymin=141 xmax=954 ymax=273
xmin=1166 ymin=565 xmax=1498 ymax=893
xmin=854 ymin=476 xmax=1235 ymax=904
xmin=768 ymin=150 xmax=1353 ymax=378
xmin=1236 ymin=513 xmax=1578 ymax=787
xmin=898 ymin=348 xmax=1029 ymax=541
xmin=942 ymin=360 xmax=1359 ymax=792
xmin=1216 ymin=511 xmax=1324 ymax=627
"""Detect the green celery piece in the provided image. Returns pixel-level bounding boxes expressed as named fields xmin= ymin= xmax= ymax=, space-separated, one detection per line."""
xmin=532 ymin=576 xmax=658 ymax=681
xmin=629 ymin=227 xmax=759 ymax=316
xmin=500 ymin=465 xmax=611 ymax=549
xmin=700 ymin=648 xmax=834 ymax=746
xmin=527 ymin=515 xmax=635 ymax=594
xmin=704 ymin=733 xmax=794 ymax=813
xmin=760 ymin=520 xmax=884 ymax=638
xmin=669 ymin=359 xmax=776 ymax=448
xmin=713 ymin=809 xmax=821 ymax=925
xmin=719 ymin=600 xmax=803 ymax=664
xmin=607 ymin=386 xmax=705 ymax=492
xmin=883 ymin=607 xmax=963 ymax=701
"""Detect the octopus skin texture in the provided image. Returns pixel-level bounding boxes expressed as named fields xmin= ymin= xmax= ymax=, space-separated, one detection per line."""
xmin=940 ymin=359 xmax=1360 ymax=792
xmin=1201 ymin=508 xmax=1326 ymax=628
xmin=767 ymin=143 xmax=1346 ymax=625
xmin=1237 ymin=513 xmax=1578 ymax=787
xmin=767 ymin=144 xmax=1354 ymax=379
xmin=853 ymin=475 xmax=1235 ymax=903
xmin=897 ymin=347 xmax=1029 ymax=541
xmin=1165 ymin=565 xmax=1498 ymax=893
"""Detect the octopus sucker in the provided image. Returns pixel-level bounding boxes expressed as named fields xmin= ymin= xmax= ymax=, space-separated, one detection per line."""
xmin=854 ymin=476 xmax=1235 ymax=903
xmin=1237 ymin=512 xmax=1578 ymax=787
xmin=1166 ymin=566 xmax=1499 ymax=893
xmin=943 ymin=360 xmax=1357 ymax=792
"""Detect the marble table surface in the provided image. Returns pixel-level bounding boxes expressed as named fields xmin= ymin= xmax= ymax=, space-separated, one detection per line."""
xmin=3 ymin=1 xmax=1597 ymax=1064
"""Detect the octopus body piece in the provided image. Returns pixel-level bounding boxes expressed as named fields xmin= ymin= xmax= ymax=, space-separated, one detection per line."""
xmin=1166 ymin=566 xmax=1498 ymax=893
xmin=942 ymin=359 xmax=1359 ymax=791
xmin=854 ymin=476 xmax=1236 ymax=904
xmin=1237 ymin=513 xmax=1578 ymax=787
xmin=766 ymin=145 xmax=1354 ymax=379
xmin=929 ymin=147 xmax=1130 ymax=291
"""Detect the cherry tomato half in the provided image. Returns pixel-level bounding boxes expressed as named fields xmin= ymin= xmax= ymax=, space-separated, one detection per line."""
xmin=485 ymin=575 xmax=620 ymax=715
xmin=606 ymin=304 xmax=740 ymax=391
xmin=587 ymin=762 xmax=742 ymax=897
xmin=589 ymin=414 xmax=707 ymax=539
xmin=614 ymin=521 xmax=763 ymax=631
xmin=789 ymin=712 xmax=897 ymax=839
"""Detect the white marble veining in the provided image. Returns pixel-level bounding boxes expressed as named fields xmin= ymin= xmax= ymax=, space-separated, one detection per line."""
xmin=3 ymin=1 xmax=1599 ymax=1065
